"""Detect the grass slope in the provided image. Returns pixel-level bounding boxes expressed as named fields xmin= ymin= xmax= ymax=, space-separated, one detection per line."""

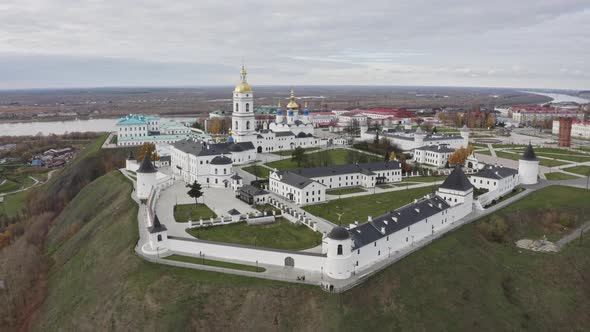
xmin=34 ymin=174 xmax=590 ymax=331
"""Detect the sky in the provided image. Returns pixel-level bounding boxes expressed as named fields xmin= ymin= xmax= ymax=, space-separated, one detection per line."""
xmin=0 ymin=0 xmax=589 ymax=90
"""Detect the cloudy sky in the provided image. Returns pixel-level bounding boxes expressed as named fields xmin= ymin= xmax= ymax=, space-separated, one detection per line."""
xmin=0 ymin=0 xmax=588 ymax=89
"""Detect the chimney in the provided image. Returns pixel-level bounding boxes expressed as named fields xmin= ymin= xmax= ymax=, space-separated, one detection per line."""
xmin=415 ymin=208 xmax=420 ymax=213
xmin=381 ymin=227 xmax=386 ymax=234
xmin=392 ymin=216 xmax=398 ymax=223
xmin=383 ymin=219 xmax=388 ymax=225
xmin=367 ymin=216 xmax=372 ymax=222
xmin=438 ymin=203 xmax=442 ymax=209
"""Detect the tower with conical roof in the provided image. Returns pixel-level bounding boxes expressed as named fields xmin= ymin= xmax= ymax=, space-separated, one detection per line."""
xmin=518 ymin=143 xmax=539 ymax=185
xmin=231 ymin=65 xmax=256 ymax=143
xmin=147 ymin=214 xmax=169 ymax=253
xmin=136 ymin=153 xmax=158 ymax=200
xmin=436 ymin=166 xmax=474 ymax=219
xmin=324 ymin=226 xmax=353 ymax=279
xmin=126 ymin=150 xmax=136 ymax=171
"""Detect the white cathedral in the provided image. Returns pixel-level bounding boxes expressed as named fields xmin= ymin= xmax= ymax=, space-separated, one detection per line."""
xmin=230 ymin=66 xmax=323 ymax=153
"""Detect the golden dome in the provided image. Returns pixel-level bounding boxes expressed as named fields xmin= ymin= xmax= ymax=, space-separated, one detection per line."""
xmin=234 ymin=65 xmax=252 ymax=93
xmin=286 ymin=89 xmax=299 ymax=109
xmin=234 ymin=82 xmax=252 ymax=93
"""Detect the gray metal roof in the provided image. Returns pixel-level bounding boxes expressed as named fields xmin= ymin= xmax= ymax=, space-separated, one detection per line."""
xmin=210 ymin=156 xmax=232 ymax=165
xmin=349 ymin=194 xmax=449 ymax=249
xmin=289 ymin=161 xmax=401 ymax=179
xmin=239 ymin=184 xmax=269 ymax=196
xmin=137 ymin=154 xmax=157 ymax=173
xmin=440 ymin=167 xmax=473 ymax=191
xmin=275 ymin=131 xmax=295 ymax=137
xmin=470 ymin=165 xmax=518 ymax=180
xmin=414 ymin=144 xmax=455 ymax=153
xmin=172 ymin=139 xmax=255 ymax=157
xmin=276 ymin=171 xmax=317 ymax=189
xmin=228 ymin=209 xmax=241 ymax=216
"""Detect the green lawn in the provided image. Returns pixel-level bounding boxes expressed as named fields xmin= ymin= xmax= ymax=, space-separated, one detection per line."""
xmin=164 ymin=254 xmax=266 ymax=273
xmin=272 ymin=147 xmax=320 ymax=156
xmin=265 ymin=148 xmax=381 ymax=171
xmin=495 ymin=151 xmax=569 ymax=167
xmin=402 ymin=176 xmax=447 ymax=183
xmin=174 ymin=203 xmax=217 ymax=222
xmin=302 ymin=185 xmax=437 ymax=225
xmin=562 ymin=165 xmax=590 ymax=177
xmin=535 ymin=153 xmax=590 ymax=163
xmin=0 ymin=191 xmax=27 ymax=217
xmin=242 ymin=165 xmax=271 ymax=179
xmin=254 ymin=204 xmax=281 ymax=215
xmin=186 ymin=217 xmax=322 ymax=250
xmin=326 ymin=187 xmax=367 ymax=195
xmin=476 ymin=150 xmax=492 ymax=156
xmin=545 ymin=172 xmax=580 ymax=180
xmin=492 ymin=144 xmax=527 ymax=149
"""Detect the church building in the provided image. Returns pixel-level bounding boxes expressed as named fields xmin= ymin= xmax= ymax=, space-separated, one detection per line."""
xmin=230 ymin=66 xmax=324 ymax=153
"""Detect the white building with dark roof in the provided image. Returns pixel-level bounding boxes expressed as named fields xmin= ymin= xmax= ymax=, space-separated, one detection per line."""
xmin=361 ymin=125 xmax=469 ymax=151
xmin=413 ymin=144 xmax=455 ymax=167
xmin=170 ymin=139 xmax=256 ymax=188
xmin=322 ymin=166 xmax=474 ymax=279
xmin=269 ymin=161 xmax=402 ymax=204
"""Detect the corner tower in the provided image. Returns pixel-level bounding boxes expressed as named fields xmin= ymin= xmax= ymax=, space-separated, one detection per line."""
xmin=232 ymin=65 xmax=256 ymax=143
xmin=518 ymin=143 xmax=539 ymax=185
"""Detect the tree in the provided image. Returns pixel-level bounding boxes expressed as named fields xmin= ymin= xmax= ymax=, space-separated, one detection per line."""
xmin=186 ymin=181 xmax=203 ymax=204
xmin=291 ymin=147 xmax=306 ymax=167
xmin=137 ymin=142 xmax=160 ymax=161
xmin=448 ymin=145 xmax=475 ymax=166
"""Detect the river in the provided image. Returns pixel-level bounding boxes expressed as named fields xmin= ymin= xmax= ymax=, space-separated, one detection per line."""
xmin=521 ymin=91 xmax=590 ymax=104
xmin=0 ymin=116 xmax=196 ymax=136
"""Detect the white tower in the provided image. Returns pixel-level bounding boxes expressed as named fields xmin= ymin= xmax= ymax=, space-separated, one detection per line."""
xmin=436 ymin=166 xmax=474 ymax=220
xmin=414 ymin=126 xmax=426 ymax=147
xmin=125 ymin=150 xmax=136 ymax=171
xmin=275 ymin=100 xmax=284 ymax=123
xmin=302 ymin=102 xmax=310 ymax=124
xmin=518 ymin=143 xmax=539 ymax=185
xmin=460 ymin=124 xmax=470 ymax=148
xmin=231 ymin=66 xmax=256 ymax=143
xmin=147 ymin=214 xmax=169 ymax=253
xmin=323 ymin=226 xmax=353 ymax=280
xmin=136 ymin=154 xmax=158 ymax=200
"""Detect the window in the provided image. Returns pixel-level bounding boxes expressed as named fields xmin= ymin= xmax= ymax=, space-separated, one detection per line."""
xmin=246 ymin=121 xmax=250 ymax=130
xmin=235 ymin=121 xmax=238 ymax=130
xmin=374 ymin=242 xmax=377 ymax=247
xmin=246 ymin=103 xmax=250 ymax=112
xmin=235 ymin=103 xmax=239 ymax=112
xmin=337 ymin=244 xmax=343 ymax=255
xmin=157 ymin=234 xmax=162 ymax=242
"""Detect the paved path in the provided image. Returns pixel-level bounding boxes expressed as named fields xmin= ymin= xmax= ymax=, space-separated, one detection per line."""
xmin=324 ymin=181 xmax=441 ymax=200
xmin=556 ymin=221 xmax=590 ymax=249
xmin=154 ymin=180 xmax=258 ymax=238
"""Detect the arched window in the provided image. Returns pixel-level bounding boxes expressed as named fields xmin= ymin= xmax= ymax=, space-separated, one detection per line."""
xmin=337 ymin=244 xmax=343 ymax=255
xmin=157 ymin=234 xmax=162 ymax=242
xmin=224 ymin=168 xmax=227 ymax=174
xmin=246 ymin=103 xmax=250 ymax=112
xmin=215 ymin=168 xmax=218 ymax=174
xmin=235 ymin=121 xmax=238 ymax=130
xmin=235 ymin=103 xmax=239 ymax=112
xmin=246 ymin=121 xmax=250 ymax=130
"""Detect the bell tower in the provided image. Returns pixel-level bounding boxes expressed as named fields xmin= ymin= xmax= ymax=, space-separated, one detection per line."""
xmin=231 ymin=65 xmax=256 ymax=142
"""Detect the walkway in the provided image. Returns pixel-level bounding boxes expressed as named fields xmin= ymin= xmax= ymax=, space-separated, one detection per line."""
xmin=556 ymin=221 xmax=590 ymax=249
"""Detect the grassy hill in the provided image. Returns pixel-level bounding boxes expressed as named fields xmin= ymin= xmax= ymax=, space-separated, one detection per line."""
xmin=32 ymin=173 xmax=590 ymax=331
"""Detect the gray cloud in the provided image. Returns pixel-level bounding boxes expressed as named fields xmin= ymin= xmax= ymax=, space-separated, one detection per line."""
xmin=0 ymin=0 xmax=588 ymax=89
